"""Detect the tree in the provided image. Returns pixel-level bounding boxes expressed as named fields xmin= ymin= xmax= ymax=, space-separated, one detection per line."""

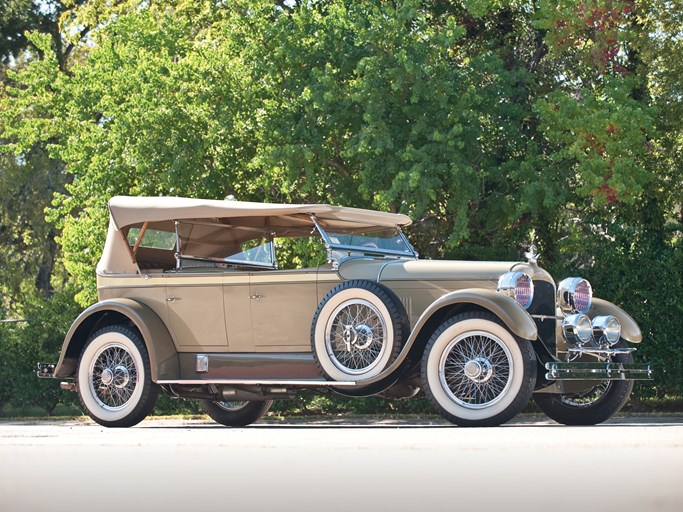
xmin=0 ymin=0 xmax=680 ymax=401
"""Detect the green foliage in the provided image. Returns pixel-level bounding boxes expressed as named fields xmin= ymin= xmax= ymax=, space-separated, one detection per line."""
xmin=0 ymin=286 xmax=81 ymax=415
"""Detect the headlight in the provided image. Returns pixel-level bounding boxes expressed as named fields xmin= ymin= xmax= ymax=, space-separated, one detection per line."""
xmin=497 ymin=271 xmax=534 ymax=309
xmin=557 ymin=277 xmax=593 ymax=314
xmin=562 ymin=314 xmax=593 ymax=345
xmin=592 ymin=315 xmax=621 ymax=346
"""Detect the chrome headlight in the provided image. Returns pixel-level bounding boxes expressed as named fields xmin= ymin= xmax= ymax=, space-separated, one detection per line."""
xmin=497 ymin=271 xmax=534 ymax=310
xmin=592 ymin=315 xmax=621 ymax=346
xmin=562 ymin=314 xmax=593 ymax=345
xmin=557 ymin=277 xmax=593 ymax=314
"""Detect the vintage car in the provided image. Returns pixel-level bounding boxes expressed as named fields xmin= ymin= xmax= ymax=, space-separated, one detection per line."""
xmin=38 ymin=196 xmax=651 ymax=427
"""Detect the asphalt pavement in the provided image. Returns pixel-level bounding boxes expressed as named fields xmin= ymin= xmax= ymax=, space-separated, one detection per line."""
xmin=1 ymin=415 xmax=682 ymax=512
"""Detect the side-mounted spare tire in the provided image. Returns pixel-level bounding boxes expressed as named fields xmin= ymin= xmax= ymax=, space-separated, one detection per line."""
xmin=311 ymin=280 xmax=408 ymax=382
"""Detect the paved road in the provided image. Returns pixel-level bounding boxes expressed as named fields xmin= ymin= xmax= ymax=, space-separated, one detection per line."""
xmin=1 ymin=416 xmax=682 ymax=512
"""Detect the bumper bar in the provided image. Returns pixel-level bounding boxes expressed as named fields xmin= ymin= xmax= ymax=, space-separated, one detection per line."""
xmin=546 ymin=362 xmax=653 ymax=381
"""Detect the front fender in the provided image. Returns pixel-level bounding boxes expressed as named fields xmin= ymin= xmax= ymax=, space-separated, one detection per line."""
xmin=54 ymin=299 xmax=179 ymax=381
xmin=588 ymin=298 xmax=642 ymax=343
xmin=361 ymin=288 xmax=538 ymax=386
xmin=412 ymin=288 xmax=539 ymax=341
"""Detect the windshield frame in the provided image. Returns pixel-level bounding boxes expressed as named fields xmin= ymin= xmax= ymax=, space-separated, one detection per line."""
xmin=310 ymin=215 xmax=417 ymax=260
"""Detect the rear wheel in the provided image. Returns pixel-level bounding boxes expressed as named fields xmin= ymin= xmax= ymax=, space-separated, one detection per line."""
xmin=77 ymin=325 xmax=159 ymax=427
xmin=421 ymin=312 xmax=536 ymax=427
xmin=202 ymin=399 xmax=273 ymax=427
xmin=534 ymin=349 xmax=634 ymax=425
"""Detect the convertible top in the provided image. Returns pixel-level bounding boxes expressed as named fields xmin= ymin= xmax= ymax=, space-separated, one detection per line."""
xmin=98 ymin=196 xmax=412 ymax=274
xmin=108 ymin=195 xmax=411 ymax=230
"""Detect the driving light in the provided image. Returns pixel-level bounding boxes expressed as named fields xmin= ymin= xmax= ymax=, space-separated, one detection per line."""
xmin=557 ymin=277 xmax=593 ymax=314
xmin=592 ymin=315 xmax=621 ymax=346
xmin=562 ymin=314 xmax=593 ymax=345
xmin=497 ymin=272 xmax=534 ymax=310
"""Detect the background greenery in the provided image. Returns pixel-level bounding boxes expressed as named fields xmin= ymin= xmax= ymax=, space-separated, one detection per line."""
xmin=0 ymin=0 xmax=681 ymax=416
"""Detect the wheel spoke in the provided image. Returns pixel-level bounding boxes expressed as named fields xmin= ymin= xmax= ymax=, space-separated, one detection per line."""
xmin=438 ymin=331 xmax=513 ymax=409
xmin=326 ymin=299 xmax=387 ymax=374
xmin=89 ymin=342 xmax=139 ymax=411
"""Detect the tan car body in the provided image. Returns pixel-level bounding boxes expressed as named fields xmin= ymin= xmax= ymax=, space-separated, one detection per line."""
xmin=43 ymin=195 xmax=651 ymax=428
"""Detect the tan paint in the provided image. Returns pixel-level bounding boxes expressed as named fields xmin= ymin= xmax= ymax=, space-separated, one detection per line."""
xmin=167 ymin=275 xmax=228 ymax=349
xmin=54 ymin=298 xmax=179 ymax=381
xmin=250 ymin=274 xmax=318 ymax=351
xmin=338 ymin=258 xmax=518 ymax=282
xmin=588 ymin=298 xmax=643 ymax=343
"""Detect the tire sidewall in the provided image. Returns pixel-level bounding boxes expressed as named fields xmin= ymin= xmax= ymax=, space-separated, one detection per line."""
xmin=313 ymin=286 xmax=395 ymax=381
xmin=77 ymin=329 xmax=148 ymax=425
xmin=424 ymin=317 xmax=530 ymax=424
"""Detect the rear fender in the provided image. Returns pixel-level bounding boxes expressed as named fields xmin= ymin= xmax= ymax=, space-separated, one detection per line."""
xmin=54 ymin=299 xmax=179 ymax=381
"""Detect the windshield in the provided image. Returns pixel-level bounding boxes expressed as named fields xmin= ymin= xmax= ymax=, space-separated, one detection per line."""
xmin=316 ymin=224 xmax=416 ymax=260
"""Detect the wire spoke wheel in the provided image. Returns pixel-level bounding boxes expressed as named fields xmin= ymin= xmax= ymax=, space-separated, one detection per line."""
xmin=90 ymin=343 xmax=139 ymax=410
xmin=326 ymin=299 xmax=387 ymax=374
xmin=215 ymin=401 xmax=249 ymax=412
xmin=77 ymin=326 xmax=159 ymax=428
xmin=560 ymin=381 xmax=611 ymax=408
xmin=422 ymin=313 xmax=536 ymax=427
xmin=440 ymin=331 xmax=513 ymax=409
xmin=312 ymin=280 xmax=407 ymax=382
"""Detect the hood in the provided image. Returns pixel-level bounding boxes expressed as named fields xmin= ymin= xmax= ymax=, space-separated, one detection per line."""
xmin=337 ymin=258 xmax=538 ymax=283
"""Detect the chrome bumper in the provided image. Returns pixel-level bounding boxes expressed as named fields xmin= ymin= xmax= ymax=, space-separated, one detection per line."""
xmin=545 ymin=362 xmax=653 ymax=381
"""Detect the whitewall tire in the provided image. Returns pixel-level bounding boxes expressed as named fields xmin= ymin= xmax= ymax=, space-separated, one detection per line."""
xmin=421 ymin=312 xmax=536 ymax=427
xmin=77 ymin=325 xmax=159 ymax=427
xmin=311 ymin=280 xmax=407 ymax=382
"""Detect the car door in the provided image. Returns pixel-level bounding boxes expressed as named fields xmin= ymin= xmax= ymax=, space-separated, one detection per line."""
xmin=166 ymin=272 xmax=229 ymax=350
xmin=248 ymin=269 xmax=319 ymax=351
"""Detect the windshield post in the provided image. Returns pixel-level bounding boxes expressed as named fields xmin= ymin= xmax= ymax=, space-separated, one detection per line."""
xmin=397 ymin=226 xmax=418 ymax=259
xmin=174 ymin=220 xmax=182 ymax=270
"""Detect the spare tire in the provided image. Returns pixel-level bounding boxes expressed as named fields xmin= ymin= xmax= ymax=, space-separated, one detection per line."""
xmin=311 ymin=280 xmax=408 ymax=381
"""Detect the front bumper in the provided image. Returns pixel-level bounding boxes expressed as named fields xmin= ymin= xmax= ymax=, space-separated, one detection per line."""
xmin=545 ymin=362 xmax=653 ymax=381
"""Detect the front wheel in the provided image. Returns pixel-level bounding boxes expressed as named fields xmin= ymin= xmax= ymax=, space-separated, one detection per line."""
xmin=533 ymin=350 xmax=634 ymax=425
xmin=202 ymin=400 xmax=273 ymax=427
xmin=421 ymin=312 xmax=537 ymax=427
xmin=77 ymin=325 xmax=159 ymax=427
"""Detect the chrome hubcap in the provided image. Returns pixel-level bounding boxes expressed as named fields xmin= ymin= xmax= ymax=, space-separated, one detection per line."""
xmin=463 ymin=357 xmax=493 ymax=383
xmin=342 ymin=324 xmax=374 ymax=351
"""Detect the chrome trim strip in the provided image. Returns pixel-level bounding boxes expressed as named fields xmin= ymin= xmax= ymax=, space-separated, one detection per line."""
xmin=155 ymin=379 xmax=358 ymax=387
xmin=530 ymin=314 xmax=561 ymax=321
xmin=567 ymin=347 xmax=636 ymax=356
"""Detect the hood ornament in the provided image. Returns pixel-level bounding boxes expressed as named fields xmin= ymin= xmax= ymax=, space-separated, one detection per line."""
xmin=525 ymin=244 xmax=539 ymax=265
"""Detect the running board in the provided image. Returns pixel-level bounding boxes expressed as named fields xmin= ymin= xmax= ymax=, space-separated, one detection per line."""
xmin=155 ymin=379 xmax=358 ymax=387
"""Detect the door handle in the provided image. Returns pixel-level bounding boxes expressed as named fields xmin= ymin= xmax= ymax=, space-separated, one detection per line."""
xmin=166 ymin=296 xmax=176 ymax=302
xmin=249 ymin=294 xmax=263 ymax=300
